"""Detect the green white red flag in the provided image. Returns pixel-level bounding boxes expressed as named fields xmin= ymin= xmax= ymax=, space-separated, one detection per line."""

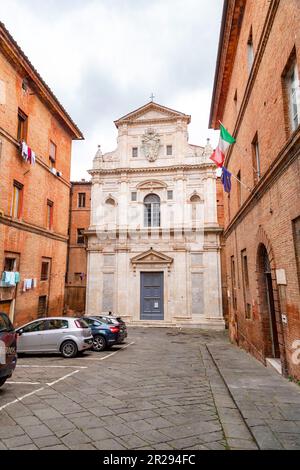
xmin=210 ymin=124 xmax=235 ymax=167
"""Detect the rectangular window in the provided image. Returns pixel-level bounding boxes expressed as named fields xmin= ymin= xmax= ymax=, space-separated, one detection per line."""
xmin=286 ymin=61 xmax=300 ymax=132
xmin=166 ymin=145 xmax=173 ymax=156
xmin=4 ymin=257 xmax=16 ymax=272
xmin=230 ymin=256 xmax=237 ymax=311
xmin=78 ymin=192 xmax=86 ymax=208
xmin=17 ymin=109 xmax=28 ymax=141
xmin=132 ymin=147 xmax=138 ymax=158
xmin=237 ymin=170 xmax=242 ymax=208
xmin=241 ymin=249 xmax=251 ymax=319
xmin=77 ymin=228 xmax=85 ymax=244
xmin=41 ymin=259 xmax=50 ymax=281
xmin=292 ymin=216 xmax=300 ymax=289
xmin=37 ymin=296 xmax=48 ymax=317
xmin=11 ymin=180 xmax=23 ymax=219
xmin=247 ymin=28 xmax=254 ymax=73
xmin=252 ymin=133 xmax=261 ymax=182
xmin=131 ymin=192 xmax=137 ymax=202
xmin=49 ymin=141 xmax=57 ymax=167
xmin=167 ymin=190 xmax=173 ymax=200
xmin=47 ymin=200 xmax=53 ymax=230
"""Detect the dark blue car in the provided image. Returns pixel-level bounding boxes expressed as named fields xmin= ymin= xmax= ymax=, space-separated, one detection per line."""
xmin=83 ymin=317 xmax=123 ymax=352
xmin=0 ymin=312 xmax=17 ymax=387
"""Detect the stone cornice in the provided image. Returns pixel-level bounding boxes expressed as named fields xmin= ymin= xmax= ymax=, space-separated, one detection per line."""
xmin=0 ymin=215 xmax=68 ymax=243
xmin=114 ymin=101 xmax=191 ymax=128
xmin=88 ymin=162 xmax=216 ymax=177
xmin=209 ymin=0 xmax=246 ymax=128
xmin=222 ymin=0 xmax=280 ymax=167
xmin=0 ymin=22 xmax=83 ymax=140
xmin=224 ymin=129 xmax=300 ymax=238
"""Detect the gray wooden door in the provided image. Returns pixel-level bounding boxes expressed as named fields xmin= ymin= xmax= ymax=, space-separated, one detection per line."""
xmin=140 ymin=272 xmax=164 ymax=320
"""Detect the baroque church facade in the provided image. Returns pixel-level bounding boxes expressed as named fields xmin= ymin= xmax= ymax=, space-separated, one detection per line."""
xmin=86 ymin=102 xmax=224 ymax=329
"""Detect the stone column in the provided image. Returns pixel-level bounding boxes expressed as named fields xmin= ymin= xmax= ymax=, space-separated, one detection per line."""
xmin=204 ymin=173 xmax=217 ymax=226
xmin=203 ymin=249 xmax=224 ymax=327
xmin=90 ymin=177 xmax=103 ymax=227
xmin=86 ymin=249 xmax=103 ymax=315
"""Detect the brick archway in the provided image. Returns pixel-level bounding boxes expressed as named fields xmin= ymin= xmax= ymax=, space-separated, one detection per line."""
xmin=255 ymin=227 xmax=283 ymax=362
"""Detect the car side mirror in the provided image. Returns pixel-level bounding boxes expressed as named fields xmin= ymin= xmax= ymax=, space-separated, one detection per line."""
xmin=18 ymin=329 xmax=24 ymax=336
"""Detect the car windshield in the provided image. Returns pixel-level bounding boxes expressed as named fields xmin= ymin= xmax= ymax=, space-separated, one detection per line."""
xmin=0 ymin=313 xmax=13 ymax=332
xmin=75 ymin=319 xmax=89 ymax=328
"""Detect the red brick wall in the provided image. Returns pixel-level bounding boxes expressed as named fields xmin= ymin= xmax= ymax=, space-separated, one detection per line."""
xmin=213 ymin=0 xmax=300 ymax=379
xmin=65 ymin=182 xmax=91 ymax=313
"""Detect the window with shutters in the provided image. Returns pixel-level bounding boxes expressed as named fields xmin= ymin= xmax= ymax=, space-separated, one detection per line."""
xmin=78 ymin=193 xmax=86 ymax=208
xmin=37 ymin=296 xmax=47 ymax=317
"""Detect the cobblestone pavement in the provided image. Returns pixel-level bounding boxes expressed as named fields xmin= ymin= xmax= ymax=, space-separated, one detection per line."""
xmin=0 ymin=328 xmax=299 ymax=450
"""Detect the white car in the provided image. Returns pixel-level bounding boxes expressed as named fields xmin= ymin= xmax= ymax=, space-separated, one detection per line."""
xmin=16 ymin=317 xmax=93 ymax=358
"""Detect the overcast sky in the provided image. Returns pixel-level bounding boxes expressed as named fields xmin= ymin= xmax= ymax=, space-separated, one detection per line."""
xmin=1 ymin=0 xmax=223 ymax=180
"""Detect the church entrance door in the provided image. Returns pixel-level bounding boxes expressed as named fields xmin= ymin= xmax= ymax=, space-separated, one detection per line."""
xmin=140 ymin=272 xmax=164 ymax=320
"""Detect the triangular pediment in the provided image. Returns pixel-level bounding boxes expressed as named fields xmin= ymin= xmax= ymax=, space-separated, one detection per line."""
xmin=131 ymin=249 xmax=173 ymax=265
xmin=115 ymin=102 xmax=191 ymax=127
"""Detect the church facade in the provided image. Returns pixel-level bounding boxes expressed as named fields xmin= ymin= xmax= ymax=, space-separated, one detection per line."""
xmin=86 ymin=102 xmax=224 ymax=329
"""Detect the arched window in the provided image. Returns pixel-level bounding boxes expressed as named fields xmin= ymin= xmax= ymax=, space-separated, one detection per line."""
xmin=144 ymin=194 xmax=160 ymax=227
xmin=190 ymin=194 xmax=201 ymax=227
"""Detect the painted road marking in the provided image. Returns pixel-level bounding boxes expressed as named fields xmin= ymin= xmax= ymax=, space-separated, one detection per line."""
xmin=6 ymin=381 xmax=41 ymax=385
xmin=17 ymin=365 xmax=88 ymax=369
xmin=1 ymin=342 xmax=134 ymax=412
xmin=46 ymin=369 xmax=80 ymax=387
xmin=0 ymin=387 xmax=45 ymax=412
xmin=82 ymin=342 xmax=135 ymax=361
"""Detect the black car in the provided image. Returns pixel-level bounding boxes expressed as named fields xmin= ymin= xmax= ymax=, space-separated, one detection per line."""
xmin=0 ymin=312 xmax=17 ymax=387
xmin=91 ymin=315 xmax=127 ymax=343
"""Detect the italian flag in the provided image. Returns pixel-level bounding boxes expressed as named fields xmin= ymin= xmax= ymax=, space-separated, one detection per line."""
xmin=210 ymin=124 xmax=235 ymax=167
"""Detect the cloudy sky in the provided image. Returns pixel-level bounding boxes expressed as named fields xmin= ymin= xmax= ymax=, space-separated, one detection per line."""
xmin=1 ymin=0 xmax=223 ymax=180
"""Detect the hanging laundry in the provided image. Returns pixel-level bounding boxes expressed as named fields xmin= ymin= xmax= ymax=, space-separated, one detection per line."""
xmin=21 ymin=141 xmax=28 ymax=160
xmin=14 ymin=272 xmax=20 ymax=284
xmin=1 ymin=271 xmax=16 ymax=287
xmin=31 ymin=150 xmax=36 ymax=165
xmin=33 ymin=278 xmax=37 ymax=288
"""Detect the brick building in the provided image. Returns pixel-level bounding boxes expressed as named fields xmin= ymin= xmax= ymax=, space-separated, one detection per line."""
xmin=65 ymin=180 xmax=91 ymax=314
xmin=210 ymin=0 xmax=300 ymax=379
xmin=0 ymin=22 xmax=83 ymax=326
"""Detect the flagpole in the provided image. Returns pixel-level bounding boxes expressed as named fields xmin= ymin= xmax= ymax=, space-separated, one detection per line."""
xmin=229 ymin=171 xmax=252 ymax=194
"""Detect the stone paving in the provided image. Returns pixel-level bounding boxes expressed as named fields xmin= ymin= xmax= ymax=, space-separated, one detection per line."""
xmin=0 ymin=328 xmax=299 ymax=450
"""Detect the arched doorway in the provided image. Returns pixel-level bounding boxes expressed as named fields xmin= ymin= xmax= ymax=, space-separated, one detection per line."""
xmin=257 ymin=244 xmax=280 ymax=358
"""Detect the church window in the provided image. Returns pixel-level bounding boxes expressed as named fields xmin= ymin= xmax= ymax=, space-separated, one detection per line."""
xmin=144 ymin=194 xmax=160 ymax=227
xmin=131 ymin=192 xmax=137 ymax=202
xmin=132 ymin=147 xmax=138 ymax=158
xmin=167 ymin=190 xmax=173 ymax=200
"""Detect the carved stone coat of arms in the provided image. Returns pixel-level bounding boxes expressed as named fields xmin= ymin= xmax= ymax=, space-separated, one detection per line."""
xmin=141 ymin=128 xmax=161 ymax=162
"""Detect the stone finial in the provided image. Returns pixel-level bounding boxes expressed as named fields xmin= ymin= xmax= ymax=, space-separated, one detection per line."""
xmin=93 ymin=144 xmax=103 ymax=169
xmin=202 ymin=138 xmax=213 ymax=159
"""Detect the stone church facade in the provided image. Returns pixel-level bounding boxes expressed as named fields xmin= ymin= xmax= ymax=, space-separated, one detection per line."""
xmin=86 ymin=102 xmax=224 ymax=329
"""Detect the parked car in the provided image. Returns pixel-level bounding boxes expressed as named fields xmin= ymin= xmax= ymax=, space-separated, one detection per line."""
xmin=0 ymin=312 xmax=17 ymax=387
xmin=91 ymin=315 xmax=128 ymax=343
xmin=16 ymin=317 xmax=93 ymax=358
xmin=84 ymin=317 xmax=125 ymax=351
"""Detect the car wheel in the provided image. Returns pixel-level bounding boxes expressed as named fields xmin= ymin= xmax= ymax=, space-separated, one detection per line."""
xmin=0 ymin=377 xmax=7 ymax=387
xmin=60 ymin=341 xmax=78 ymax=358
xmin=92 ymin=335 xmax=107 ymax=352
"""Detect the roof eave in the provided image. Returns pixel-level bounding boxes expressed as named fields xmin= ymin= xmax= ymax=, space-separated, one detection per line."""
xmin=0 ymin=22 xmax=84 ymax=140
xmin=209 ymin=0 xmax=246 ymax=130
